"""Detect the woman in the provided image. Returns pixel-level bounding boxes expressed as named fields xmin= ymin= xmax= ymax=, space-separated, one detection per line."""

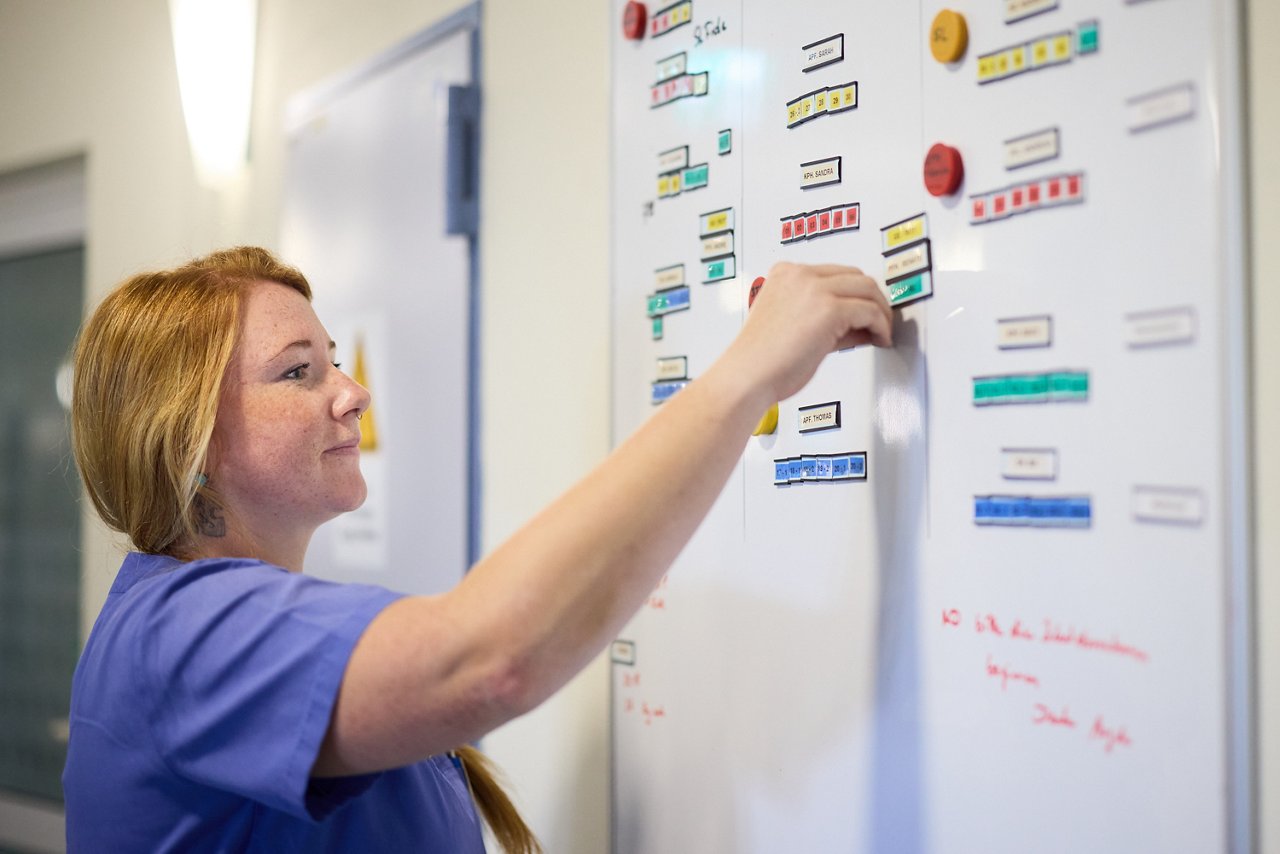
xmin=63 ymin=246 xmax=892 ymax=851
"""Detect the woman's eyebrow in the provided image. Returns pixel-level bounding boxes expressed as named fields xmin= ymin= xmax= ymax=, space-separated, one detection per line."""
xmin=268 ymin=339 xmax=337 ymax=361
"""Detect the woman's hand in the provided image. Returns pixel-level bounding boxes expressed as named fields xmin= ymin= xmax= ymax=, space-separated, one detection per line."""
xmin=720 ymin=262 xmax=893 ymax=407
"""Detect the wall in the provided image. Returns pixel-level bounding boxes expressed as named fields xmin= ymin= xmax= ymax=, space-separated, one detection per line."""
xmin=0 ymin=1 xmax=1271 ymax=852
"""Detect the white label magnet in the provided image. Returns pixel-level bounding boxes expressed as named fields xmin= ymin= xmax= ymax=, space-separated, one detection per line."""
xmin=611 ymin=640 xmax=637 ymax=665
xmin=1000 ymin=448 xmax=1059 ymax=480
xmin=700 ymin=232 xmax=734 ymax=260
xmin=797 ymin=401 xmax=841 ymax=433
xmin=1133 ymin=486 xmax=1205 ymax=525
xmin=654 ymin=264 xmax=685 ymax=289
xmin=802 ymin=34 xmax=845 ymax=72
xmin=1004 ymin=127 xmax=1060 ymax=170
xmin=1125 ymin=306 xmax=1196 ymax=348
xmin=997 ymin=315 xmax=1053 ymax=349
xmin=1005 ymin=0 xmax=1058 ymax=24
xmin=655 ymin=53 xmax=688 ymax=83
xmin=800 ymin=156 xmax=842 ymax=189
xmin=884 ymin=240 xmax=931 ymax=282
xmin=655 ymin=356 xmax=688 ymax=381
xmin=1127 ymin=83 xmax=1195 ymax=133
xmin=657 ymin=146 xmax=689 ymax=173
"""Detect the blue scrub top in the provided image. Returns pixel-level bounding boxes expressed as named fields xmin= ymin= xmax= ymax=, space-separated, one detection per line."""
xmin=63 ymin=552 xmax=487 ymax=853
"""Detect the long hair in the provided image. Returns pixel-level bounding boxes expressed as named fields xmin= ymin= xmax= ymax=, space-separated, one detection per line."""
xmin=71 ymin=246 xmax=310 ymax=556
xmin=71 ymin=246 xmax=541 ymax=853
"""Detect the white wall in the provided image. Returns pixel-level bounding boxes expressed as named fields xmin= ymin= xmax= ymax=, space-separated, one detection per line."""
xmin=0 ymin=1 xmax=1272 ymax=852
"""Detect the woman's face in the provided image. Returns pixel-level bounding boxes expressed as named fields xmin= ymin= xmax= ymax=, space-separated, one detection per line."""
xmin=209 ymin=280 xmax=371 ymax=534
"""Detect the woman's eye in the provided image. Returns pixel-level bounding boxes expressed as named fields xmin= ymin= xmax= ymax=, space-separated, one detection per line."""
xmin=284 ymin=363 xmax=309 ymax=380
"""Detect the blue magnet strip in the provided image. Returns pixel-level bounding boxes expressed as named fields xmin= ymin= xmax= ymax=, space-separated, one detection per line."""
xmin=973 ymin=494 xmax=1092 ymax=527
xmin=651 ymin=379 xmax=689 ymax=405
xmin=846 ymin=453 xmax=867 ymax=478
xmin=773 ymin=452 xmax=867 ymax=485
xmin=830 ymin=456 xmax=850 ymax=479
xmin=647 ymin=285 xmax=692 ymax=318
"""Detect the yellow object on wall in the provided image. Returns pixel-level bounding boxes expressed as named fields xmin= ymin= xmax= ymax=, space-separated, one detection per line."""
xmin=352 ymin=336 xmax=379 ymax=451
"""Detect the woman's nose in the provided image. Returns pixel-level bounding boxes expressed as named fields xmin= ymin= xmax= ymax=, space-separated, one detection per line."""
xmin=333 ymin=367 xmax=372 ymax=420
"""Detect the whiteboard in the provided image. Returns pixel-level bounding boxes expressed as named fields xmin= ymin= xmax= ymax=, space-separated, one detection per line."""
xmin=609 ymin=2 xmax=1251 ymax=852
xmin=280 ymin=11 xmax=476 ymax=595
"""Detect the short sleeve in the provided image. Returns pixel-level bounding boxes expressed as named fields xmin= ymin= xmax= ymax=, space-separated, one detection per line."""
xmin=140 ymin=559 xmax=405 ymax=821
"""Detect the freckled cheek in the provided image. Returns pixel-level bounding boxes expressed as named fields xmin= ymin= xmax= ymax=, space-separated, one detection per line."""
xmin=238 ymin=404 xmax=322 ymax=480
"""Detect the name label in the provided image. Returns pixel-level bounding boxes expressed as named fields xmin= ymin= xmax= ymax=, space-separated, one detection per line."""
xmin=610 ymin=640 xmax=637 ymax=665
xmin=700 ymin=232 xmax=734 ymax=260
xmin=1005 ymin=0 xmax=1058 ymax=23
xmin=654 ymin=264 xmax=685 ymax=289
xmin=797 ymin=401 xmax=841 ymax=433
xmin=1127 ymin=83 xmax=1196 ymax=133
xmin=884 ymin=240 xmax=931 ymax=281
xmin=997 ymin=315 xmax=1053 ymax=349
xmin=657 ymin=145 xmax=689 ymax=173
xmin=800 ymin=156 xmax=842 ymax=189
xmin=655 ymin=356 xmax=688 ymax=381
xmin=655 ymin=52 xmax=687 ymax=83
xmin=1133 ymin=486 xmax=1204 ymax=525
xmin=1004 ymin=127 xmax=1060 ymax=170
xmin=801 ymin=33 xmax=845 ymax=72
xmin=1125 ymin=306 xmax=1196 ymax=348
xmin=1000 ymin=448 xmax=1058 ymax=480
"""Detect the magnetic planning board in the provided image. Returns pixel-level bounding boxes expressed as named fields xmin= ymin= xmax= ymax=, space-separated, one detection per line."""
xmin=609 ymin=2 xmax=1251 ymax=852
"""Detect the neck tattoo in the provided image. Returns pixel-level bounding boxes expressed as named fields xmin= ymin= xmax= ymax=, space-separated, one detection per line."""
xmin=193 ymin=493 xmax=227 ymax=538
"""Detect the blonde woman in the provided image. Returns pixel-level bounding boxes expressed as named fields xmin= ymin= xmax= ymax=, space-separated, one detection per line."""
xmin=62 ymin=247 xmax=892 ymax=852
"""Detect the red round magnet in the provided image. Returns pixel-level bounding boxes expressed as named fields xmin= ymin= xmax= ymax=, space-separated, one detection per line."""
xmin=748 ymin=276 xmax=766 ymax=309
xmin=923 ymin=143 xmax=964 ymax=197
xmin=622 ymin=2 xmax=647 ymax=40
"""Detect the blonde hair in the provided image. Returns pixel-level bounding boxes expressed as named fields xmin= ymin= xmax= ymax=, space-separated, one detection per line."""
xmin=71 ymin=246 xmax=310 ymax=557
xmin=71 ymin=246 xmax=541 ymax=853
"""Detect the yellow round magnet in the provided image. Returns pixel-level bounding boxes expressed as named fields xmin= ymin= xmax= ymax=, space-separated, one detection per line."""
xmin=752 ymin=403 xmax=779 ymax=436
xmin=929 ymin=9 xmax=968 ymax=64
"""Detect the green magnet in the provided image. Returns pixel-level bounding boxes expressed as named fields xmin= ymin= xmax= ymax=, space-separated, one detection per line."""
xmin=683 ymin=163 xmax=709 ymax=190
xmin=1077 ymin=20 xmax=1099 ymax=55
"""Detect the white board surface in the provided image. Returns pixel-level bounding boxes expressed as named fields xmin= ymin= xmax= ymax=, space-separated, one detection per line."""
xmin=610 ymin=2 xmax=1250 ymax=852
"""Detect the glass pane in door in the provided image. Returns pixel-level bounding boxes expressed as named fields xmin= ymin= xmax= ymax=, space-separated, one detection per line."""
xmin=0 ymin=245 xmax=84 ymax=803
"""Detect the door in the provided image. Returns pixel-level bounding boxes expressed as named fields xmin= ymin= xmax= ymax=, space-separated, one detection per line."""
xmin=280 ymin=5 xmax=480 ymax=595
